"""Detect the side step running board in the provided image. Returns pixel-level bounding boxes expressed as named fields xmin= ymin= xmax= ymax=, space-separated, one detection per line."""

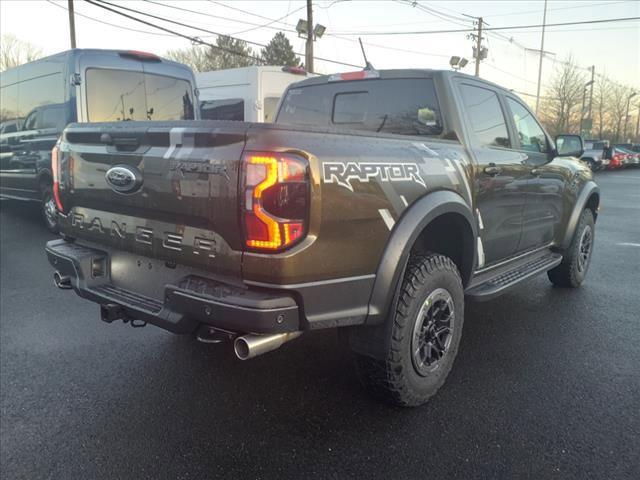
xmin=466 ymin=252 xmax=562 ymax=301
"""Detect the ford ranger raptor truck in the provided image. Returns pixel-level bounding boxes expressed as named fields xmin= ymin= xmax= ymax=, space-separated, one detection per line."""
xmin=46 ymin=69 xmax=600 ymax=406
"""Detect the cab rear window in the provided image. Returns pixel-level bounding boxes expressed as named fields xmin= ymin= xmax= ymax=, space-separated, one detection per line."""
xmin=276 ymin=78 xmax=443 ymax=137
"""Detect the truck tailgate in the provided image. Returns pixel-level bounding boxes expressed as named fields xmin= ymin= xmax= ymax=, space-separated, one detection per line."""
xmin=58 ymin=121 xmax=247 ymax=279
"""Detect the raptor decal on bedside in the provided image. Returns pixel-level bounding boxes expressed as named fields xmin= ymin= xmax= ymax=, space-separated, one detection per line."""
xmin=323 ymin=162 xmax=427 ymax=191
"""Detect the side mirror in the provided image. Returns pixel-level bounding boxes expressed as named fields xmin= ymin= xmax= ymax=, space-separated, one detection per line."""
xmin=555 ymin=134 xmax=584 ymax=158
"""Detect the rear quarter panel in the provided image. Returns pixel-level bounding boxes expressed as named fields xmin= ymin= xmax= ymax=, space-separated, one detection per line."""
xmin=241 ymin=125 xmax=474 ymax=284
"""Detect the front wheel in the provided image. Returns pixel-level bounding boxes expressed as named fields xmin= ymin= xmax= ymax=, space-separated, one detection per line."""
xmin=40 ymin=184 xmax=59 ymax=234
xmin=548 ymin=209 xmax=595 ymax=287
xmin=353 ymin=253 xmax=464 ymax=407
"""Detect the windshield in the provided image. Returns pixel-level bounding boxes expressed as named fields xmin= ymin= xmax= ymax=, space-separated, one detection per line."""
xmin=276 ymin=77 xmax=443 ymax=137
xmin=86 ymin=68 xmax=194 ymax=122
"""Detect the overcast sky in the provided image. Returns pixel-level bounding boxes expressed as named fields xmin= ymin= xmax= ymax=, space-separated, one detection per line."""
xmin=1 ymin=0 xmax=638 ymax=102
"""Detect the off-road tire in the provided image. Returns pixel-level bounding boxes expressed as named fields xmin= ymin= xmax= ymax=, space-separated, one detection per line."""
xmin=40 ymin=183 xmax=59 ymax=234
xmin=354 ymin=253 xmax=464 ymax=407
xmin=548 ymin=209 xmax=595 ymax=288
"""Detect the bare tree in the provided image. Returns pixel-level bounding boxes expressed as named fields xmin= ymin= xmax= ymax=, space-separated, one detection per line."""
xmin=0 ymin=34 xmax=42 ymax=71
xmin=609 ymin=83 xmax=633 ymax=142
xmin=166 ymin=37 xmax=258 ymax=73
xmin=539 ymin=57 xmax=585 ymax=136
xmin=592 ymin=73 xmax=612 ymax=140
xmin=165 ymin=45 xmax=213 ymax=73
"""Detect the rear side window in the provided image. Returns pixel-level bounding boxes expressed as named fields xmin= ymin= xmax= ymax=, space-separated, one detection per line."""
xmin=86 ymin=69 xmax=194 ymax=122
xmin=17 ymin=73 xmax=64 ymax=119
xmin=0 ymin=84 xmax=19 ymax=122
xmin=277 ymin=78 xmax=443 ymax=137
xmin=200 ymin=99 xmax=244 ymax=121
xmin=459 ymin=84 xmax=510 ymax=148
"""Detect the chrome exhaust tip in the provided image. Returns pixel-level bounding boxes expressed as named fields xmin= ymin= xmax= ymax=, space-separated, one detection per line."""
xmin=53 ymin=271 xmax=72 ymax=290
xmin=234 ymin=331 xmax=302 ymax=360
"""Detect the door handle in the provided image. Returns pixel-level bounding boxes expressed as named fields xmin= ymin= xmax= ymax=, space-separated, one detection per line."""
xmin=531 ymin=168 xmax=541 ymax=176
xmin=484 ymin=164 xmax=502 ymax=176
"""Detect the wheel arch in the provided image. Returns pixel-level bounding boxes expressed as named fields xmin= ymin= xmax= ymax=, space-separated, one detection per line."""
xmin=560 ymin=181 xmax=600 ymax=249
xmin=366 ymin=190 xmax=476 ymax=327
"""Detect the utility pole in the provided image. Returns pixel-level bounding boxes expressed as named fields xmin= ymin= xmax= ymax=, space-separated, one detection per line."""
xmin=68 ymin=0 xmax=77 ymax=48
xmin=474 ymin=17 xmax=483 ymax=77
xmin=305 ymin=0 xmax=314 ymax=73
xmin=623 ymin=92 xmax=638 ymax=141
xmin=588 ymin=66 xmax=595 ymax=120
xmin=636 ymin=103 xmax=640 ymax=139
xmin=535 ymin=0 xmax=548 ymax=115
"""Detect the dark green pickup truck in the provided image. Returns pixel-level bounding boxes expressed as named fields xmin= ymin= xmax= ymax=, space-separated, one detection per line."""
xmin=46 ymin=69 xmax=599 ymax=406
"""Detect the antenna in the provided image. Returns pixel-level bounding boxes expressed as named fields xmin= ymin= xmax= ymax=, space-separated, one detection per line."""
xmin=358 ymin=37 xmax=375 ymax=70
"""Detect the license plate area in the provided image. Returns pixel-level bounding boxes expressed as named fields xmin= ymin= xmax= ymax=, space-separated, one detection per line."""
xmin=109 ymin=251 xmax=195 ymax=300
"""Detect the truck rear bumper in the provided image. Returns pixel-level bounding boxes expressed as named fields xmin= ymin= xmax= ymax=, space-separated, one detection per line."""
xmin=45 ymin=239 xmax=300 ymax=335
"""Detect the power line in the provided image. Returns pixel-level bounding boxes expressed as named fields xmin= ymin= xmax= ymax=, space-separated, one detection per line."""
xmin=45 ymin=0 xmax=174 ymax=37
xmin=207 ymin=0 xmax=301 ymax=25
xmin=52 ymin=0 xmax=449 ymax=65
xmin=84 ymin=0 xmax=265 ymax=62
xmin=484 ymin=0 xmax=633 ymax=18
xmin=204 ymin=0 xmax=453 ymax=60
xmin=333 ymin=16 xmax=640 ymax=35
xmin=86 ymin=0 xmax=362 ymax=69
xmin=400 ymin=0 xmax=471 ymax=27
xmin=142 ymin=0 xmax=304 ymax=35
xmin=483 ymin=62 xmax=539 ymax=86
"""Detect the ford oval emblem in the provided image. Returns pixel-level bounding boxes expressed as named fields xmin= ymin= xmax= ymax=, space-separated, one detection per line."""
xmin=105 ymin=165 xmax=143 ymax=194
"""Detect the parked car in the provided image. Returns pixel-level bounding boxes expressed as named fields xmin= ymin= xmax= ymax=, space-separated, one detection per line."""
xmin=197 ymin=66 xmax=310 ymax=123
xmin=0 ymin=48 xmax=198 ymax=232
xmin=581 ymin=139 xmax=608 ymax=171
xmin=613 ymin=145 xmax=640 ymax=167
xmin=46 ymin=69 xmax=598 ymax=407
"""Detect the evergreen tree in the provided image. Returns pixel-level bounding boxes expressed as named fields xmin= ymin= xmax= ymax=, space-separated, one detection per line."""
xmin=210 ymin=36 xmax=257 ymax=70
xmin=260 ymin=32 xmax=301 ymax=67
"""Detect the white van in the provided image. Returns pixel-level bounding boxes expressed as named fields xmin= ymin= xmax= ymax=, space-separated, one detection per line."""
xmin=196 ymin=66 xmax=310 ymax=123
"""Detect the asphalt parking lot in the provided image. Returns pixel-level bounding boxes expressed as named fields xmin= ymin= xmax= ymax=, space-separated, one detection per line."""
xmin=1 ymin=170 xmax=639 ymax=479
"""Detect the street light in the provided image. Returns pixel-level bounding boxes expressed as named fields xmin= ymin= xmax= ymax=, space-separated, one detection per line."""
xmin=296 ymin=18 xmax=326 ymax=40
xmin=579 ymin=80 xmax=595 ymax=136
xmin=449 ymin=56 xmax=469 ymax=71
xmin=313 ymin=24 xmax=326 ymax=39
xmin=623 ymin=91 xmax=638 ymax=141
xmin=296 ymin=7 xmax=326 ymax=73
xmin=295 ymin=19 xmax=309 ymax=37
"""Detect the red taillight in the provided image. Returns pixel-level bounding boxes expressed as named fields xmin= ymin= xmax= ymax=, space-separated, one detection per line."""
xmin=242 ymin=152 xmax=309 ymax=251
xmin=328 ymin=70 xmax=380 ymax=82
xmin=119 ymin=50 xmax=161 ymax=62
xmin=51 ymin=143 xmax=64 ymax=211
xmin=282 ymin=66 xmax=307 ymax=76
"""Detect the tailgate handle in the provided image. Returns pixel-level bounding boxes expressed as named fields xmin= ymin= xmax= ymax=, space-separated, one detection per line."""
xmin=101 ymin=133 xmax=141 ymax=152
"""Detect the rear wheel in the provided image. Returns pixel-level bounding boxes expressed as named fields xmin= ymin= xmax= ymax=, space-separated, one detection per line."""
xmin=548 ymin=209 xmax=595 ymax=287
xmin=353 ymin=253 xmax=464 ymax=407
xmin=40 ymin=183 xmax=59 ymax=234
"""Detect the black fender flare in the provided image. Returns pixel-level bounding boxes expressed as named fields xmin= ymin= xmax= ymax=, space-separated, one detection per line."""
xmin=560 ymin=180 xmax=600 ymax=249
xmin=351 ymin=190 xmax=476 ymax=359
xmin=367 ymin=190 xmax=476 ymax=324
